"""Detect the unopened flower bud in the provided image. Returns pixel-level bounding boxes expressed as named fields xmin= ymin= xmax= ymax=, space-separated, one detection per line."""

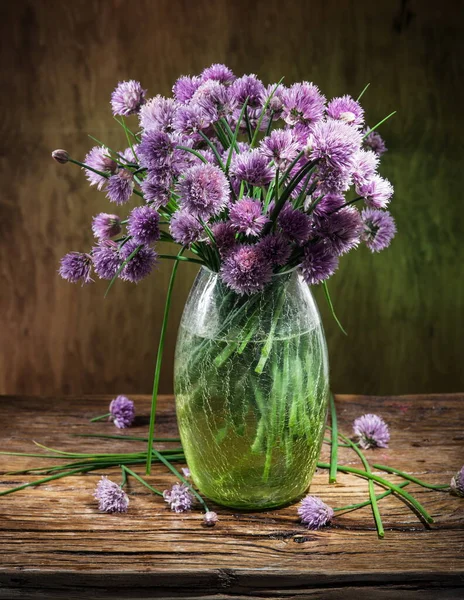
xmin=203 ymin=511 xmax=218 ymax=527
xmin=52 ymin=149 xmax=69 ymax=164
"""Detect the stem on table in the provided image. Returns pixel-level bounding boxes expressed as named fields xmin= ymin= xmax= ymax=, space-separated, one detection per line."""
xmin=121 ymin=465 xmax=164 ymax=496
xmin=146 ymin=247 xmax=185 ymax=475
xmin=334 ymin=480 xmax=409 ymax=513
xmin=89 ymin=413 xmax=111 ymax=423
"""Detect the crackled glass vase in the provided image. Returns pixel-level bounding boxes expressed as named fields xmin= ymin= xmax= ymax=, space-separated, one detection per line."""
xmin=174 ymin=267 xmax=329 ymax=509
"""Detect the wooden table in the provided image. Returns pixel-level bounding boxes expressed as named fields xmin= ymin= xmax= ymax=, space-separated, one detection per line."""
xmin=0 ymin=394 xmax=463 ymax=599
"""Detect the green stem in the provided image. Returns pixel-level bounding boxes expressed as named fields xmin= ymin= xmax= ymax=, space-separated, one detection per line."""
xmin=334 ymin=481 xmax=409 ymax=512
xmin=255 ymin=287 xmax=286 ymax=374
xmin=89 ymin=413 xmax=111 ymax=423
xmin=146 ymin=248 xmax=185 ymax=475
xmin=250 ymin=78 xmax=284 ymax=148
xmin=120 ymin=466 xmax=128 ymax=488
xmin=121 ymin=465 xmax=163 ymax=496
xmin=357 ymin=82 xmax=370 ymax=102
xmin=120 ymin=116 xmax=138 ymax=162
xmin=176 ymin=146 xmax=208 ymax=164
xmin=329 ymin=393 xmax=338 ymax=484
xmin=363 ymin=111 xmax=396 ymax=139
xmin=0 ymin=467 xmax=93 ymax=497
xmin=372 ymin=464 xmax=450 ymax=491
xmin=158 ymin=254 xmax=204 ymax=265
xmin=226 ymin=99 xmax=249 ymax=173
xmin=73 ymin=434 xmax=180 ymax=443
xmin=322 ymin=281 xmax=347 ymax=336
xmin=199 ymin=131 xmax=225 ymax=169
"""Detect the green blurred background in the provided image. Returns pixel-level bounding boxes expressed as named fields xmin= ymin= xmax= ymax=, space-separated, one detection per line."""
xmin=0 ymin=0 xmax=463 ymax=396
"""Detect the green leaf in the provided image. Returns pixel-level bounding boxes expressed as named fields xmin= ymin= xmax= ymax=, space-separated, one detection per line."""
xmin=363 ymin=111 xmax=397 ymax=139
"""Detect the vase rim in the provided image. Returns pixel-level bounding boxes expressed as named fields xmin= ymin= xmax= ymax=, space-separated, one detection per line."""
xmin=199 ymin=265 xmax=300 ymax=278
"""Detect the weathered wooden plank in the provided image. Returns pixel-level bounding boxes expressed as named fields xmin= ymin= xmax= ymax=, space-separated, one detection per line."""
xmin=0 ymin=394 xmax=463 ymax=598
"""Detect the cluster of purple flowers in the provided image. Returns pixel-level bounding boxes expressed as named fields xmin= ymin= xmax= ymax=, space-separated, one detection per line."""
xmin=56 ymin=65 xmax=396 ymax=294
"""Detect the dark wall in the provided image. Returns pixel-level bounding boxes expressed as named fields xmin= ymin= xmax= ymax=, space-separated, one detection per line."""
xmin=1 ymin=0 xmax=463 ymax=396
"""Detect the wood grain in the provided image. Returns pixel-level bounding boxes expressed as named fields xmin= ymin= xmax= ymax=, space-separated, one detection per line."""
xmin=0 ymin=0 xmax=463 ymax=397
xmin=0 ymin=394 xmax=463 ymax=599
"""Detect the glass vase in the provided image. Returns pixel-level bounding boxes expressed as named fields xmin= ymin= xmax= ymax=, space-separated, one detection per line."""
xmin=174 ymin=267 xmax=329 ymax=509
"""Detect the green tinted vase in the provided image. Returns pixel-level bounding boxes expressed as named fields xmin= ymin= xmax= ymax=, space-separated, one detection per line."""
xmin=174 ymin=267 xmax=329 ymax=509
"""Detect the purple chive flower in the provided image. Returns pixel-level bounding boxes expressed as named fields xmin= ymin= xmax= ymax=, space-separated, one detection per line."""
xmin=450 ymin=466 xmax=464 ymax=497
xmin=182 ymin=468 xmax=191 ymax=478
xmin=353 ymin=414 xmax=390 ymax=449
xmin=300 ymin=241 xmax=339 ymax=285
xmin=106 ymin=169 xmax=134 ymax=205
xmin=172 ymin=75 xmax=203 ymax=103
xmin=229 ymin=198 xmax=268 ymax=237
xmin=127 ymin=205 xmax=160 ymax=245
xmin=327 ymin=95 xmax=364 ymax=127
xmin=363 ymin=127 xmax=388 ymax=156
xmin=312 ymin=193 xmax=345 ymax=217
xmin=139 ymin=95 xmax=178 ymax=133
xmin=260 ymin=129 xmax=300 ymax=170
xmin=119 ymin=146 xmax=138 ymax=164
xmin=201 ymin=63 xmax=236 ymax=85
xmin=278 ymin=203 xmax=312 ymax=246
xmin=92 ymin=242 xmax=122 ymax=280
xmin=220 ymin=244 xmax=272 ymax=295
xmin=313 ymin=206 xmax=363 ymax=255
xmin=211 ymin=221 xmax=236 ymax=257
xmin=262 ymin=83 xmax=285 ymax=119
xmin=84 ymin=146 xmax=118 ymax=190
xmin=308 ymin=119 xmax=362 ymax=173
xmin=231 ymin=74 xmax=265 ymax=109
xmin=111 ymin=80 xmax=146 ymax=116
xmin=203 ymin=511 xmax=218 ymax=527
xmin=109 ymin=395 xmax=135 ymax=428
xmin=140 ymin=174 xmax=172 ymax=209
xmin=230 ymin=149 xmax=275 ymax=187
xmin=258 ymin=233 xmax=292 ymax=266
xmin=94 ymin=476 xmax=129 ymax=513
xmin=282 ymin=82 xmax=326 ymax=128
xmin=352 ymin=149 xmax=379 ymax=186
xmin=138 ymin=130 xmax=174 ymax=169
xmin=298 ymin=495 xmax=334 ymax=530
xmin=356 ymin=174 xmax=394 ymax=209
xmin=174 ymin=103 xmax=212 ymax=138
xmin=361 ymin=208 xmax=396 ymax=252
xmin=59 ymin=252 xmax=93 ymax=285
xmin=92 ymin=213 xmax=122 ymax=240
xmin=191 ymin=80 xmax=235 ymax=121
xmin=163 ymin=483 xmax=193 ymax=513
xmin=170 ymin=210 xmax=204 ymax=245
xmin=176 ymin=163 xmax=230 ymax=219
xmin=119 ymin=240 xmax=157 ymax=283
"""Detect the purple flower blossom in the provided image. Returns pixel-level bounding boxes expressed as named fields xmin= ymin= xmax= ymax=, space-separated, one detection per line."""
xmin=127 ymin=205 xmax=160 ymax=245
xmin=229 ymin=198 xmax=268 ymax=237
xmin=203 ymin=511 xmax=218 ymax=527
xmin=119 ymin=240 xmax=157 ymax=283
xmin=92 ymin=242 xmax=122 ymax=280
xmin=176 ymin=163 xmax=230 ymax=219
xmin=308 ymin=119 xmax=362 ymax=174
xmin=313 ymin=206 xmax=363 ymax=255
xmin=172 ymin=76 xmax=202 ymax=103
xmin=119 ymin=146 xmax=138 ymax=164
xmin=363 ymin=128 xmax=388 ymax=156
xmin=221 ymin=244 xmax=273 ymax=295
xmin=361 ymin=208 xmax=396 ymax=252
xmin=230 ymin=149 xmax=275 ymax=187
xmin=278 ymin=203 xmax=312 ymax=246
xmin=211 ymin=221 xmax=236 ymax=256
xmin=163 ymin=483 xmax=193 ymax=513
xmin=174 ymin=103 xmax=212 ymax=138
xmin=94 ymin=476 xmax=129 ymax=513
xmin=352 ymin=149 xmax=379 ymax=186
xmin=111 ymin=80 xmax=146 ymax=116
xmin=282 ymin=82 xmax=326 ymax=128
xmin=138 ymin=130 xmax=174 ymax=169
xmin=312 ymin=193 xmax=345 ymax=217
xmin=300 ymin=241 xmax=339 ymax=285
xmin=450 ymin=466 xmax=464 ymax=497
xmin=298 ymin=495 xmax=334 ymax=530
xmin=109 ymin=395 xmax=135 ymax=428
xmin=327 ymin=95 xmax=364 ymax=127
xmin=92 ymin=213 xmax=122 ymax=240
xmin=260 ymin=129 xmax=300 ymax=170
xmin=353 ymin=413 xmax=390 ymax=449
xmin=182 ymin=468 xmax=191 ymax=478
xmin=140 ymin=173 xmax=172 ymax=208
xmin=262 ymin=83 xmax=285 ymax=119
xmin=356 ymin=174 xmax=394 ymax=209
xmin=84 ymin=146 xmax=118 ymax=190
xmin=257 ymin=233 xmax=292 ymax=266
xmin=230 ymin=74 xmax=265 ymax=109
xmin=59 ymin=252 xmax=93 ymax=285
xmin=106 ymin=169 xmax=134 ymax=205
xmin=201 ymin=63 xmax=236 ymax=85
xmin=191 ymin=80 xmax=235 ymax=121
xmin=139 ymin=95 xmax=177 ymax=132
xmin=170 ymin=210 xmax=204 ymax=245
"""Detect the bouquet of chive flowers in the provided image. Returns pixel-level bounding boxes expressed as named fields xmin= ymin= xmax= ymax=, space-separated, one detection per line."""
xmin=54 ymin=64 xmax=397 ymax=510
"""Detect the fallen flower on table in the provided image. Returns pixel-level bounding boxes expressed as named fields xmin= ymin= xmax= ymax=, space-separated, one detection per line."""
xmin=450 ymin=466 xmax=464 ymax=497
xmin=90 ymin=395 xmax=135 ymax=429
xmin=94 ymin=476 xmax=129 ymax=513
xmin=352 ymin=413 xmax=390 ymax=449
xmin=298 ymin=495 xmax=334 ymax=530
xmin=163 ymin=482 xmax=194 ymax=513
